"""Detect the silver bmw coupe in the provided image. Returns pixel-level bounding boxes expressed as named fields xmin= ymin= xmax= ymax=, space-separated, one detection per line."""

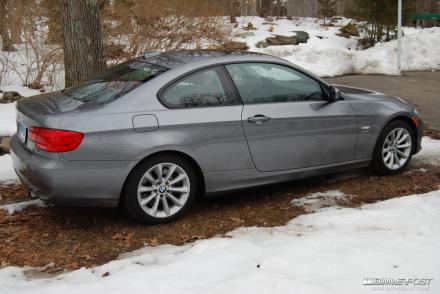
xmin=11 ymin=50 xmax=423 ymax=224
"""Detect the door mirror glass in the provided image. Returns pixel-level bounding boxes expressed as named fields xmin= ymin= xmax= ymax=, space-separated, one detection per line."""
xmin=328 ymin=86 xmax=341 ymax=102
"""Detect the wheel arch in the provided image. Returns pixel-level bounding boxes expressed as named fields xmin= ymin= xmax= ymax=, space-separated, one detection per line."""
xmin=119 ymin=150 xmax=206 ymax=206
xmin=381 ymin=114 xmax=419 ymax=153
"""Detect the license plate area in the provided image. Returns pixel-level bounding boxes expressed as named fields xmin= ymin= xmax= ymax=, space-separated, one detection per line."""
xmin=17 ymin=121 xmax=27 ymax=143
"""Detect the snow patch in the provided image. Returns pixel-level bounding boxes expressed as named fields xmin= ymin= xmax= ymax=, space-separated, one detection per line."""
xmin=0 ymin=199 xmax=46 ymax=215
xmin=0 ymin=155 xmax=19 ymax=183
xmin=0 ymin=102 xmax=17 ymax=136
xmin=291 ymin=190 xmax=348 ymax=212
xmin=412 ymin=136 xmax=440 ymax=166
xmin=1 ymin=190 xmax=439 ymax=293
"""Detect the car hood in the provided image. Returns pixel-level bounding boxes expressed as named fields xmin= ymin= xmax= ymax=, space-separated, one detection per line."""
xmin=334 ymin=85 xmax=409 ymax=105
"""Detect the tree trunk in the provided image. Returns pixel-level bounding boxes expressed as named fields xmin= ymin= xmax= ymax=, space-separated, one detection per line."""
xmin=60 ymin=0 xmax=106 ymax=87
xmin=0 ymin=0 xmax=15 ymax=51
xmin=269 ymin=0 xmax=274 ymax=16
xmin=229 ymin=0 xmax=236 ymax=23
xmin=8 ymin=0 xmax=22 ymax=43
xmin=44 ymin=0 xmax=62 ymax=44
xmin=276 ymin=0 xmax=281 ymax=17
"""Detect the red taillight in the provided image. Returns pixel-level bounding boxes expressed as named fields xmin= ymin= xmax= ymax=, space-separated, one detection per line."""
xmin=29 ymin=127 xmax=84 ymax=152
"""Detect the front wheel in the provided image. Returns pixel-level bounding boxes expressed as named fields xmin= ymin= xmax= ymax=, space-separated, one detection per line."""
xmin=371 ymin=120 xmax=415 ymax=175
xmin=123 ymin=154 xmax=197 ymax=224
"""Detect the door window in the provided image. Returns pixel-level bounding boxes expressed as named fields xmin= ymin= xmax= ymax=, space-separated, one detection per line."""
xmin=161 ymin=67 xmax=239 ymax=108
xmin=226 ymin=63 xmax=324 ymax=104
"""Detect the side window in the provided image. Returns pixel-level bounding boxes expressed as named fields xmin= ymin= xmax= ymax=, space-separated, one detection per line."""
xmin=161 ymin=67 xmax=239 ymax=108
xmin=225 ymin=63 xmax=324 ymax=104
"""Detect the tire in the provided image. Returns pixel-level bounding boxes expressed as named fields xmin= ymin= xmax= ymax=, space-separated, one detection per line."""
xmin=123 ymin=154 xmax=197 ymax=224
xmin=370 ymin=120 xmax=415 ymax=175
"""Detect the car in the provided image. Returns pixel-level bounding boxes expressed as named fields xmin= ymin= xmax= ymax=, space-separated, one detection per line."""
xmin=11 ymin=50 xmax=423 ymax=224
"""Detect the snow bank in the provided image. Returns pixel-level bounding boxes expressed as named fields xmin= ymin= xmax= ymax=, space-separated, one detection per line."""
xmin=0 ymin=86 xmax=41 ymax=136
xmin=0 ymin=199 xmax=45 ymax=215
xmin=0 ymin=155 xmax=19 ymax=183
xmin=413 ymin=136 xmax=440 ymax=166
xmin=0 ymin=102 xmax=17 ymax=136
xmin=0 ymin=85 xmax=41 ymax=98
xmin=234 ymin=17 xmax=440 ymax=77
xmin=353 ymin=28 xmax=440 ymax=75
xmin=1 ymin=190 xmax=439 ymax=293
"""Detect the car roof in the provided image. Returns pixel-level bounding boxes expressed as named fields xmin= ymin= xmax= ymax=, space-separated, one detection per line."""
xmin=142 ymin=50 xmax=281 ymax=69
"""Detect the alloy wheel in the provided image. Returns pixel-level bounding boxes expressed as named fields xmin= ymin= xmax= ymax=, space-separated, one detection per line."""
xmin=382 ymin=127 xmax=412 ymax=170
xmin=137 ymin=162 xmax=190 ymax=218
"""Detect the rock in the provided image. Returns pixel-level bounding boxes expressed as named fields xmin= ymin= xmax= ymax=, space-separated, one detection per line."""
xmin=0 ymin=91 xmax=23 ymax=103
xmin=234 ymin=31 xmax=255 ymax=38
xmin=255 ymin=40 xmax=269 ymax=48
xmin=266 ymin=35 xmax=298 ymax=46
xmin=265 ymin=16 xmax=275 ymax=22
xmin=243 ymin=22 xmax=256 ymax=30
xmin=292 ymin=31 xmax=309 ymax=43
xmin=222 ymin=41 xmax=249 ymax=51
xmin=338 ymin=23 xmax=359 ymax=38
xmin=0 ymin=136 xmax=11 ymax=154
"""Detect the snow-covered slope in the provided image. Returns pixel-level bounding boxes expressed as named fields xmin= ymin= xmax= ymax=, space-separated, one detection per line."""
xmin=1 ymin=189 xmax=439 ymax=293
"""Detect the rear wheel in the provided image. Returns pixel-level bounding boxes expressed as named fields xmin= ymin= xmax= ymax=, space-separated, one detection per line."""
xmin=371 ymin=120 xmax=414 ymax=175
xmin=124 ymin=154 xmax=197 ymax=224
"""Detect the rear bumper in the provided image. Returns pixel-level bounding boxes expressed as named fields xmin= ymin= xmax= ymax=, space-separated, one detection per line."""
xmin=10 ymin=135 xmax=133 ymax=207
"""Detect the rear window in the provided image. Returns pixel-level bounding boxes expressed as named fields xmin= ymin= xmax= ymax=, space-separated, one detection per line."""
xmin=63 ymin=60 xmax=168 ymax=104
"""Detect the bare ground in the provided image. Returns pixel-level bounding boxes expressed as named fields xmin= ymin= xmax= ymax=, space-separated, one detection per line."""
xmin=1 ymin=161 xmax=439 ymax=274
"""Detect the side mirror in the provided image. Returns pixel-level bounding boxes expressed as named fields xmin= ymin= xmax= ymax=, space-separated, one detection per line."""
xmin=327 ymin=86 xmax=341 ymax=103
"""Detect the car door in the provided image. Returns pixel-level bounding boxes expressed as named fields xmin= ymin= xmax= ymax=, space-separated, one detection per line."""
xmin=225 ymin=62 xmax=358 ymax=172
xmin=156 ymin=66 xmax=254 ymax=172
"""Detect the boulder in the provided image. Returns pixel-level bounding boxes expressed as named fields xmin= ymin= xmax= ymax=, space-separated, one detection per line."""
xmin=292 ymin=31 xmax=309 ymax=43
xmin=255 ymin=40 xmax=269 ymax=48
xmin=0 ymin=91 xmax=23 ymax=103
xmin=222 ymin=41 xmax=249 ymax=51
xmin=243 ymin=22 xmax=256 ymax=30
xmin=0 ymin=136 xmax=11 ymax=154
xmin=234 ymin=31 xmax=255 ymax=38
xmin=266 ymin=35 xmax=298 ymax=46
xmin=265 ymin=16 xmax=275 ymax=22
xmin=338 ymin=23 xmax=359 ymax=38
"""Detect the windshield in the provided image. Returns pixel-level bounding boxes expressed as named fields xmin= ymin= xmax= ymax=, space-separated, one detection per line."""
xmin=63 ymin=60 xmax=168 ymax=103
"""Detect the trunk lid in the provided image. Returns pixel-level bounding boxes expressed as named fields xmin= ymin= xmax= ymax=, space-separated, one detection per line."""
xmin=16 ymin=91 xmax=84 ymax=123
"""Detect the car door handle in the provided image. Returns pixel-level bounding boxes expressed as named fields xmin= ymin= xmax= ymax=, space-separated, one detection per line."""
xmin=247 ymin=114 xmax=271 ymax=124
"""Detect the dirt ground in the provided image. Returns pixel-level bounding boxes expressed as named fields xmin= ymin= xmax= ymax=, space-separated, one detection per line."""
xmin=1 ymin=160 xmax=439 ymax=274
